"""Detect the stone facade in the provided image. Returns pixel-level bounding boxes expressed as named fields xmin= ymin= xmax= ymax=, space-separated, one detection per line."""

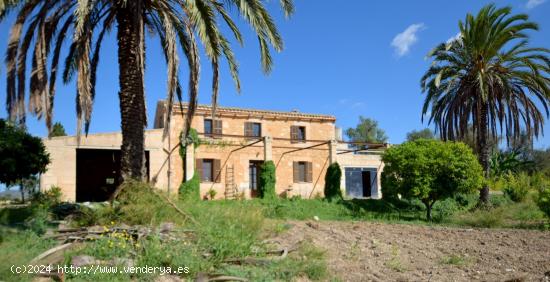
xmin=40 ymin=101 xmax=386 ymax=201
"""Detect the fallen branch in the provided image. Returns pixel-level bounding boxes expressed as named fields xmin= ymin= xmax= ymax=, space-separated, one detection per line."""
xmin=153 ymin=190 xmax=199 ymax=226
xmin=224 ymin=247 xmax=290 ymax=266
xmin=30 ymin=243 xmax=75 ymax=264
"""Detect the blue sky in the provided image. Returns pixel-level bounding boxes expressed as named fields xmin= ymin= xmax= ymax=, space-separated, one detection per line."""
xmin=0 ymin=0 xmax=549 ymax=148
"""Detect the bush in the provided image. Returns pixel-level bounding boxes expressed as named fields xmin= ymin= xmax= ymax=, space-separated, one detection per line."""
xmin=324 ymin=162 xmax=342 ymax=201
xmin=258 ymin=161 xmax=276 ymax=199
xmin=432 ymin=198 xmax=460 ymax=221
xmin=382 ymin=139 xmax=483 ymax=220
xmin=32 ymin=186 xmax=62 ymax=207
xmin=179 ymin=172 xmax=200 ymax=201
xmin=118 ymin=180 xmax=185 ymax=225
xmin=502 ymin=172 xmax=530 ymax=202
xmin=537 ymin=187 xmax=550 ymax=220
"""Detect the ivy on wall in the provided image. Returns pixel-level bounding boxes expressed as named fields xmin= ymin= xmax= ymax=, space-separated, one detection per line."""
xmin=179 ymin=128 xmax=200 ymax=201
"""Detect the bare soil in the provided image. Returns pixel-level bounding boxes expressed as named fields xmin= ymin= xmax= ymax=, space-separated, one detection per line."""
xmin=271 ymin=221 xmax=550 ymax=282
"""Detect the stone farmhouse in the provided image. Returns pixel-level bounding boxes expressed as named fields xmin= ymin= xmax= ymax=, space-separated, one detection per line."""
xmin=40 ymin=101 xmax=387 ymax=202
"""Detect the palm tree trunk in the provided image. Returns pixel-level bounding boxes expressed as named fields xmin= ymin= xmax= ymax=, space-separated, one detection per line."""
xmin=477 ymin=104 xmax=490 ymax=204
xmin=115 ymin=2 xmax=146 ymax=183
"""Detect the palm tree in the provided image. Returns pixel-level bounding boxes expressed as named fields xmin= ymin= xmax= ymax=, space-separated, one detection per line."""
xmin=421 ymin=4 xmax=550 ymax=204
xmin=1 ymin=0 xmax=294 ymax=183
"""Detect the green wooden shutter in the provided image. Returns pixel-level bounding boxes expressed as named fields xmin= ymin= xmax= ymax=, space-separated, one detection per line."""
xmin=213 ymin=159 xmax=221 ymax=183
xmin=306 ymin=162 xmax=313 ymax=183
xmin=195 ymin=159 xmax=203 ymax=182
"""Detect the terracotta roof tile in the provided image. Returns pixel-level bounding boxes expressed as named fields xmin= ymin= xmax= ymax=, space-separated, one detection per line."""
xmin=168 ymin=101 xmax=336 ymax=121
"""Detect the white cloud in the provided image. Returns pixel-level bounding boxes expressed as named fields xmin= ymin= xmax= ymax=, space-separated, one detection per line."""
xmin=351 ymin=102 xmax=365 ymax=108
xmin=446 ymin=32 xmax=462 ymax=45
xmin=391 ymin=23 xmax=426 ymax=57
xmin=526 ymin=0 xmax=546 ymax=9
xmin=337 ymin=99 xmax=365 ymax=109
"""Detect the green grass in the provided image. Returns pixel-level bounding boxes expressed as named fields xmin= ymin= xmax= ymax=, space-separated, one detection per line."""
xmin=440 ymin=254 xmax=471 ymax=266
xmin=385 ymin=245 xmax=407 ymax=272
xmin=0 ymin=183 xmax=330 ymax=281
xmin=0 ymin=228 xmax=58 ymax=282
xmin=445 ymin=196 xmax=547 ymax=229
xmin=1 ymin=182 xmax=548 ymax=281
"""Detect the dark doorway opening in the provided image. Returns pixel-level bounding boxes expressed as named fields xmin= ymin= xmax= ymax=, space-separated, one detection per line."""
xmin=249 ymin=160 xmax=263 ymax=198
xmin=76 ymin=149 xmax=149 ymax=202
xmin=361 ymin=171 xmax=372 ymax=198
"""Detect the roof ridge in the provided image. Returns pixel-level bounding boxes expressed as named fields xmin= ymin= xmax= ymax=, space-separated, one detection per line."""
xmin=168 ymin=101 xmax=336 ymax=120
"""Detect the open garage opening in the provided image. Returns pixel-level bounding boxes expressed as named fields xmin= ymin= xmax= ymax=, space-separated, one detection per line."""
xmin=76 ymin=149 xmax=150 ymax=202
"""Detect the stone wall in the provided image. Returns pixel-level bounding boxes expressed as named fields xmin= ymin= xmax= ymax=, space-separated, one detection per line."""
xmin=40 ymin=129 xmax=168 ymax=201
xmin=166 ymin=106 xmax=337 ymax=199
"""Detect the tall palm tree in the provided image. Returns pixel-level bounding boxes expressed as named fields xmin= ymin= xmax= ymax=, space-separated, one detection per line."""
xmin=421 ymin=4 xmax=550 ymax=204
xmin=1 ymin=0 xmax=294 ymax=183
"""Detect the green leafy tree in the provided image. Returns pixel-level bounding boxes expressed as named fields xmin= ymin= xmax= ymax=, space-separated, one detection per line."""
xmin=406 ymin=129 xmax=435 ymax=142
xmin=10 ymin=175 xmax=39 ymax=203
xmin=346 ymin=116 xmax=388 ymax=144
xmin=531 ymin=148 xmax=550 ymax=176
xmin=324 ymin=162 xmax=342 ymax=201
xmin=382 ymin=139 xmax=483 ymax=220
xmin=1 ymin=0 xmax=294 ymax=186
xmin=421 ymin=4 xmax=550 ymax=204
xmin=0 ymin=119 xmax=50 ymax=202
xmin=489 ymin=149 xmax=533 ymax=178
xmin=49 ymin=122 xmax=66 ymax=137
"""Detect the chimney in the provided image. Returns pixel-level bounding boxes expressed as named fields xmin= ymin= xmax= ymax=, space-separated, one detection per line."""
xmin=335 ymin=127 xmax=343 ymax=141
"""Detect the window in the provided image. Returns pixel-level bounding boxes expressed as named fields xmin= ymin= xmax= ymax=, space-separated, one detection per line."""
xmin=196 ymin=159 xmax=221 ymax=183
xmin=204 ymin=119 xmax=213 ymax=136
xmin=202 ymin=159 xmax=213 ymax=182
xmin=245 ymin=122 xmax=262 ymax=138
xmin=204 ymin=119 xmax=222 ymax=138
xmin=291 ymin=126 xmax=306 ymax=142
xmin=293 ymin=161 xmax=312 ymax=183
xmin=249 ymin=161 xmax=262 ymax=190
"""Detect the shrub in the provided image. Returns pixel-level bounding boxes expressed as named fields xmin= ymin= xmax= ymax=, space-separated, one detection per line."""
xmin=502 ymin=172 xmax=530 ymax=202
xmin=382 ymin=139 xmax=483 ymax=220
xmin=179 ymin=172 xmax=200 ymax=201
xmin=258 ymin=161 xmax=276 ymax=199
xmin=118 ymin=180 xmax=184 ymax=225
xmin=451 ymin=208 xmax=505 ymax=228
xmin=32 ymin=186 xmax=62 ymax=207
xmin=489 ymin=194 xmax=512 ymax=207
xmin=432 ymin=198 xmax=460 ymax=221
xmin=207 ymin=188 xmax=217 ymax=200
xmin=324 ymin=162 xmax=342 ymax=201
xmin=537 ymin=187 xmax=550 ymax=220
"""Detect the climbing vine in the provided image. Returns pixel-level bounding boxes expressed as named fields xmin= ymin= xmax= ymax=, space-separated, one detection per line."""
xmin=179 ymin=128 xmax=200 ymax=201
